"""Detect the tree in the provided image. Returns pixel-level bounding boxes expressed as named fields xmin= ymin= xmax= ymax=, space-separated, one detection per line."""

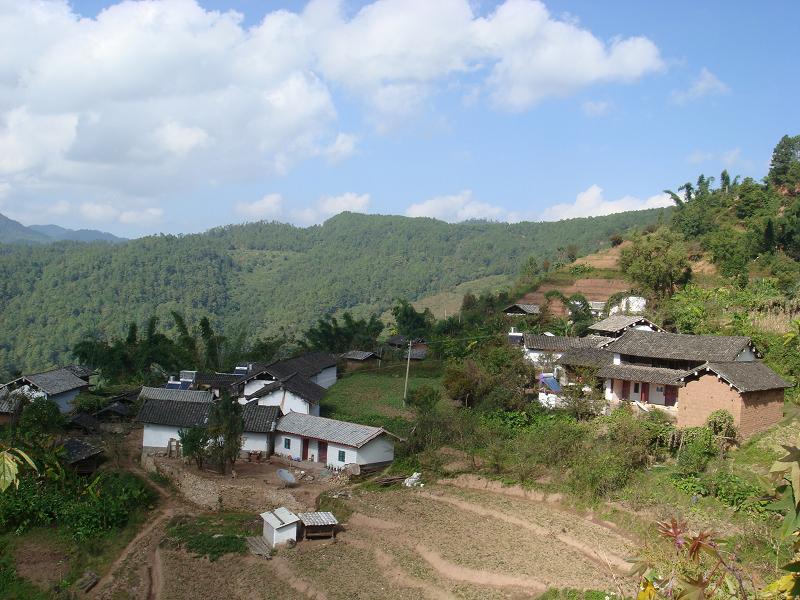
xmin=199 ymin=317 xmax=224 ymax=371
xmin=768 ymin=134 xmax=800 ymax=189
xmin=178 ymin=426 xmax=210 ymax=470
xmin=206 ymin=392 xmax=243 ymax=473
xmin=304 ymin=312 xmax=383 ymax=353
xmin=619 ymin=230 xmax=691 ymax=297
xmin=391 ymin=300 xmax=433 ymax=339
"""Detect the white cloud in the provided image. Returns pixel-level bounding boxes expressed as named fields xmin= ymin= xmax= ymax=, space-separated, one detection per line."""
xmin=406 ymin=190 xmax=509 ymax=222
xmin=540 ymin=184 xmax=673 ymax=221
xmin=292 ymin=192 xmax=372 ymax=224
xmin=671 ymin=67 xmax=729 ymax=105
xmin=582 ymin=100 xmax=610 ymax=117
xmin=235 ymin=194 xmax=284 ymax=220
xmin=687 ymin=147 xmax=745 ymax=168
xmin=0 ymin=0 xmax=663 ymax=227
xmin=45 ymin=200 xmax=71 ymax=216
xmin=79 ymin=202 xmax=120 ymax=222
xmin=119 ymin=207 xmax=164 ymax=225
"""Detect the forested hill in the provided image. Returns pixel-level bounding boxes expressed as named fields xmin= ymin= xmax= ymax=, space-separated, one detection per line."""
xmin=0 ymin=209 xmax=667 ymax=376
xmin=0 ymin=213 xmax=125 ymax=244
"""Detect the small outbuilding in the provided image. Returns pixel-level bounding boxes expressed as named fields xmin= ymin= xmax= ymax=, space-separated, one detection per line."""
xmin=341 ymin=350 xmax=380 ymax=371
xmin=261 ymin=507 xmax=300 ymax=549
xmin=297 ymin=512 xmax=338 ymax=540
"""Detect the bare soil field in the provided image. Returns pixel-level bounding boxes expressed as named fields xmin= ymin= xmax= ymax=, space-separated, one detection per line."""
xmin=132 ymin=481 xmax=636 ymax=599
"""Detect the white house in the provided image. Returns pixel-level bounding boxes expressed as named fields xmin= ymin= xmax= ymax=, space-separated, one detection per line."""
xmin=261 ymin=507 xmax=300 ymax=549
xmin=520 ymin=333 xmax=612 ymax=367
xmin=239 ymin=373 xmax=324 ymax=416
xmin=136 ymin=388 xmax=281 ymax=456
xmin=1 ymin=367 xmax=91 ymax=413
xmin=273 ymin=412 xmax=398 ymax=471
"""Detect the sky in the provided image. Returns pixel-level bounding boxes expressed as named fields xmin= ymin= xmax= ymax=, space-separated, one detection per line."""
xmin=0 ymin=0 xmax=797 ymax=237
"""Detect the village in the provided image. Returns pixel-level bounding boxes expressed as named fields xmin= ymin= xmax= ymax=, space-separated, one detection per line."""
xmin=0 ymin=275 xmax=793 ymax=599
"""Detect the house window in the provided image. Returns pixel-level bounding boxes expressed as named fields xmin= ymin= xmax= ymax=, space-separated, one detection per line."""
xmin=338 ymin=450 xmax=346 ymax=462
xmin=633 ymin=382 xmax=640 ymax=394
xmin=656 ymin=386 xmax=664 ymax=393
xmin=283 ymin=438 xmax=291 ymax=450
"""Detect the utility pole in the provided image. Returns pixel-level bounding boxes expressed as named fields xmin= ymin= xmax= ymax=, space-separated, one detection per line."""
xmin=402 ymin=339 xmax=412 ymax=408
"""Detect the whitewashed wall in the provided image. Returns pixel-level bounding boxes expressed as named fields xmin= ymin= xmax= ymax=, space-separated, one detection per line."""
xmin=241 ymin=432 xmax=270 ymax=453
xmin=256 ymin=390 xmax=316 ymax=415
xmin=263 ymin=521 xmax=297 ymax=549
xmin=312 ymin=366 xmax=337 ymax=389
xmin=274 ymin=433 xmax=302 ymax=461
xmin=142 ymin=423 xmax=181 ymax=449
xmin=355 ymin=436 xmax=395 ymax=465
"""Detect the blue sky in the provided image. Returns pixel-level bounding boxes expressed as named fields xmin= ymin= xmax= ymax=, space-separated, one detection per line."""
xmin=0 ymin=0 xmax=797 ymax=237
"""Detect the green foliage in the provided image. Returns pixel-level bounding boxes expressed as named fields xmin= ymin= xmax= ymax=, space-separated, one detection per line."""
xmin=706 ymin=409 xmax=737 ymax=440
xmin=391 ymin=299 xmax=433 ymax=339
xmin=708 ymin=471 xmax=766 ymax=512
xmin=165 ymin=513 xmax=254 ymax=561
xmin=0 ymin=210 xmax=668 ymax=379
xmin=17 ymin=399 xmax=64 ymax=439
xmin=0 ymin=472 xmax=154 ymax=540
xmin=619 ymin=229 xmax=691 ymax=296
xmin=206 ymin=393 xmax=243 ymax=472
xmin=669 ymin=473 xmax=709 ymax=497
xmin=304 ymin=311 xmax=383 ymax=353
xmin=178 ymin=426 xmax=210 ymax=470
xmin=677 ymin=427 xmax=716 ymax=474
xmin=769 ymin=134 xmax=800 ymax=189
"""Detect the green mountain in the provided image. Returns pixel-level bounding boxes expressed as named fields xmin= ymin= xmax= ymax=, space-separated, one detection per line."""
xmin=28 ymin=224 xmax=125 ymax=243
xmin=0 ymin=213 xmax=51 ymax=244
xmin=0 ymin=209 xmax=668 ymax=377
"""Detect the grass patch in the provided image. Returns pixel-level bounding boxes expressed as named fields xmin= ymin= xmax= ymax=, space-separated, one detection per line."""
xmin=539 ymin=589 xmax=615 ymax=600
xmin=164 ymin=513 xmax=258 ymax=561
xmin=148 ymin=471 xmax=175 ymax=490
xmin=316 ymin=493 xmax=354 ymax=523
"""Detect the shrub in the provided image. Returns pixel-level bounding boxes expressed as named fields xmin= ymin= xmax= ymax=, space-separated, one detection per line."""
xmin=708 ymin=472 xmax=765 ymax=512
xmin=569 ymin=448 xmax=638 ymax=500
xmin=677 ymin=427 xmax=716 ymax=474
xmin=670 ymin=473 xmax=709 ymax=497
xmin=706 ymin=409 xmax=737 ymax=440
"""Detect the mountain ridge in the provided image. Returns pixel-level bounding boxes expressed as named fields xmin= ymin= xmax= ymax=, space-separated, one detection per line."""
xmin=0 ymin=213 xmax=125 ymax=244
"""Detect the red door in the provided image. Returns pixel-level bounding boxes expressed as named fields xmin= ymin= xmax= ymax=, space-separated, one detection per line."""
xmin=664 ymin=386 xmax=677 ymax=406
xmin=641 ymin=382 xmax=650 ymax=403
xmin=318 ymin=442 xmax=328 ymax=464
xmin=621 ymin=380 xmax=630 ymax=400
xmin=302 ymin=439 xmax=309 ymax=460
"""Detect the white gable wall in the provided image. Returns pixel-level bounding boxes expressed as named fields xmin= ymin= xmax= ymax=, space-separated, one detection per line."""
xmin=241 ymin=432 xmax=270 ymax=454
xmin=354 ymin=436 xmax=394 ymax=465
xmin=142 ymin=423 xmax=181 ymax=450
xmin=256 ymin=389 xmax=318 ymax=415
xmin=312 ymin=366 xmax=337 ymax=389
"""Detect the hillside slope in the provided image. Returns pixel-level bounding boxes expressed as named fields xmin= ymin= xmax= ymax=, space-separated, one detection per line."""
xmin=0 ymin=209 xmax=668 ymax=376
xmin=0 ymin=214 xmax=51 ymax=244
xmin=29 ymin=224 xmax=125 ymax=243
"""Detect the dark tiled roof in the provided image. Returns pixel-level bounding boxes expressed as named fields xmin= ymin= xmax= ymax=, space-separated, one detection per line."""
xmin=193 ymin=372 xmax=245 ymax=388
xmin=67 ymin=412 xmax=101 ymax=431
xmin=95 ymin=401 xmax=130 ymax=418
xmin=386 ymin=334 xmax=408 ymax=347
xmin=523 ymin=334 xmax=612 ymax=352
xmin=139 ymin=387 xmax=213 ymax=403
xmin=63 ymin=364 xmax=94 ymax=380
xmin=241 ymin=401 xmax=281 ymax=433
xmin=557 ymin=348 xmax=615 ymax=368
xmin=686 ymin=362 xmax=792 ymax=393
xmin=245 ymin=373 xmax=326 ymax=405
xmin=137 ymin=398 xmax=211 ymax=428
xmin=343 ymin=350 xmax=377 ymax=361
xmin=25 ymin=368 xmax=89 ymax=396
xmin=0 ymin=387 xmax=22 ymax=414
xmin=277 ymin=412 xmax=397 ymax=448
xmin=246 ymin=352 xmax=337 ymax=383
xmin=597 ymin=364 xmax=688 ymax=385
xmin=503 ymin=303 xmax=540 ymax=315
xmin=602 ymin=330 xmax=753 ymax=362
xmin=60 ymin=438 xmax=103 ymax=464
xmin=588 ymin=316 xmax=660 ymax=335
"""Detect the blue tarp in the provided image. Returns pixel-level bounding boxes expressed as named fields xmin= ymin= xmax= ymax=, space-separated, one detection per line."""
xmin=540 ymin=375 xmax=562 ymax=393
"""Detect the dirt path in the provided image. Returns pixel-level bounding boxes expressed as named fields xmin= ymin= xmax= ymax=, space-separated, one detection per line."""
xmin=416 ymin=544 xmax=547 ymax=593
xmin=346 ymin=536 xmax=456 ymax=600
xmin=269 ymin=556 xmax=329 ymax=600
xmin=421 ymin=490 xmax=630 ymax=573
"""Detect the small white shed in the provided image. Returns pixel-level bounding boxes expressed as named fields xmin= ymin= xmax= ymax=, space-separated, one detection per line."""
xmin=260 ymin=507 xmax=300 ymax=549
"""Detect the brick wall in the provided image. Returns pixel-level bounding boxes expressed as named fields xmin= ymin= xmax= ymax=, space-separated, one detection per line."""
xmin=739 ymin=388 xmax=784 ymax=439
xmin=678 ymin=374 xmax=784 ymax=439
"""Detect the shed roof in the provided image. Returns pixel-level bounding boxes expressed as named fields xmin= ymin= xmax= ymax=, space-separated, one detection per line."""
xmin=503 ymin=303 xmax=540 ymax=315
xmin=597 ymin=364 xmax=688 ymax=385
xmin=297 ymin=512 xmax=338 ymax=527
xmin=136 ymin=398 xmax=211 ymax=428
xmin=277 ymin=412 xmax=398 ymax=448
xmin=60 ymin=438 xmax=103 ymax=464
xmin=0 ymin=387 xmax=22 ymax=414
xmin=67 ymin=412 xmax=101 ymax=431
xmin=63 ymin=364 xmax=94 ymax=380
xmin=602 ymin=330 xmax=754 ymax=362
xmin=588 ymin=315 xmax=661 ymax=335
xmin=95 ymin=400 xmax=130 ymax=418
xmin=139 ymin=387 xmax=213 ymax=403
xmin=25 ymin=368 xmax=89 ymax=396
xmin=261 ymin=507 xmax=300 ymax=529
xmin=404 ymin=348 xmax=427 ymax=360
xmin=684 ymin=361 xmax=792 ymax=393
xmin=523 ymin=334 xmax=611 ymax=352
xmin=342 ymin=350 xmax=378 ymax=361
xmin=241 ymin=401 xmax=281 ymax=433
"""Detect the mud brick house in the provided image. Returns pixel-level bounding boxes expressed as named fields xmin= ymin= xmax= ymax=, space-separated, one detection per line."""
xmin=597 ymin=330 xmax=790 ymax=439
xmin=341 ymin=350 xmax=380 ymax=371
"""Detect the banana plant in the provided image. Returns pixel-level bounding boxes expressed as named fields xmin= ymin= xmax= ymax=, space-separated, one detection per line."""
xmin=0 ymin=444 xmax=37 ymax=492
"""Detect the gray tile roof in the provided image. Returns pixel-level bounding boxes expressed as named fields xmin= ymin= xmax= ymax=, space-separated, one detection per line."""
xmin=597 ymin=364 xmax=688 ymax=385
xmin=25 ymin=368 xmax=89 ymax=396
xmin=139 ymin=387 xmax=213 ymax=403
xmin=277 ymin=412 xmax=397 ymax=448
xmin=343 ymin=350 xmax=377 ymax=361
xmin=63 ymin=364 xmax=94 ymax=380
xmin=523 ymin=334 xmax=612 ymax=352
xmin=60 ymin=438 xmax=103 ymax=464
xmin=0 ymin=386 xmax=22 ymax=414
xmin=503 ymin=303 xmax=541 ymax=315
xmin=193 ymin=372 xmax=245 ymax=389
xmin=297 ymin=512 xmax=338 ymax=526
xmin=602 ymin=330 xmax=753 ymax=362
xmin=241 ymin=401 xmax=281 ymax=433
xmin=95 ymin=400 xmax=130 ymax=418
xmin=557 ymin=348 xmax=615 ymax=368
xmin=137 ymin=398 xmax=211 ymax=428
xmin=67 ymin=412 xmax=101 ymax=431
xmin=245 ymin=373 xmax=326 ymax=404
xmin=686 ymin=362 xmax=792 ymax=393
xmin=588 ymin=315 xmax=660 ymax=335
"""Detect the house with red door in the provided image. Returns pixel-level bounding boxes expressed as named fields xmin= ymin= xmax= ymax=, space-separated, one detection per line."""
xmin=596 ymin=330 xmax=790 ymax=438
xmin=273 ymin=412 xmax=399 ymax=472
